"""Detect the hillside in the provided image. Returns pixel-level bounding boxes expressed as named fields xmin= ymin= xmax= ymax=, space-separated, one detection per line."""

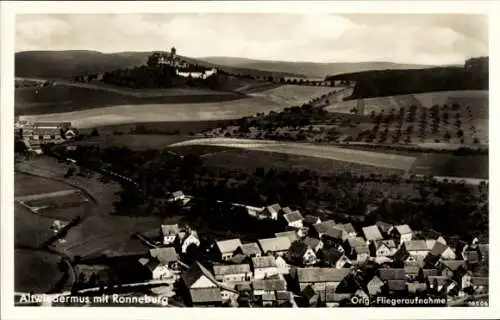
xmin=201 ymin=57 xmax=434 ymax=78
xmin=15 ymin=50 xmax=304 ymax=80
xmin=325 ymin=57 xmax=488 ymax=100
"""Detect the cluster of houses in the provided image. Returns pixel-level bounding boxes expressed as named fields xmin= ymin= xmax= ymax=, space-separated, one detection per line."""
xmin=14 ymin=120 xmax=78 ymax=154
xmin=129 ymin=195 xmax=488 ymax=307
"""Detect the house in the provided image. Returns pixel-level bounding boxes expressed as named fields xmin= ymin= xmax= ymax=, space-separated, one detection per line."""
xmin=426 ymin=236 xmax=447 ymax=250
xmin=276 ymin=291 xmax=295 ymax=307
xmin=252 ymin=256 xmax=279 ymax=279
xmin=375 ymin=221 xmax=393 ymax=237
xmin=370 ymin=240 xmax=397 ymax=257
xmin=288 ymin=241 xmax=317 ymax=266
xmin=389 ymin=224 xmax=413 ymax=243
xmin=303 ymin=215 xmax=322 ymax=226
xmin=236 ymin=242 xmax=262 ymax=257
xmin=258 ymin=236 xmax=292 ymax=256
xmin=138 ymin=257 xmax=174 ymax=280
xmin=282 ymin=211 xmax=304 ymax=229
xmin=353 ymin=246 xmax=370 ymax=263
xmin=425 ymin=242 xmax=457 ymax=267
xmin=301 ymin=285 xmax=320 ymax=307
xmin=169 ymin=190 xmax=185 ymax=202
xmin=335 ymin=223 xmax=357 ymax=237
xmin=252 ymin=274 xmax=287 ymax=297
xmin=378 ymin=268 xmax=407 ymax=294
xmin=293 ymin=267 xmax=351 ymax=292
xmin=367 ymin=275 xmax=384 ymax=296
xmin=428 ymin=276 xmax=449 ymax=292
xmin=213 ymin=264 xmax=252 ymax=283
xmin=302 ymin=237 xmax=323 ymax=253
xmin=176 ymin=230 xmax=200 ymax=254
xmin=275 ymin=231 xmax=299 ymax=243
xmin=282 ymin=207 xmax=293 ymax=215
xmin=321 ymin=247 xmax=350 ymax=269
xmin=181 ymin=262 xmax=222 ymax=306
xmin=275 ymin=255 xmax=291 ymax=275
xmin=404 ymin=265 xmax=421 ymax=281
xmin=313 ymin=223 xmax=348 ymax=242
xmin=403 ymin=240 xmax=430 ymax=257
xmin=263 ymin=203 xmax=281 ymax=220
xmin=215 ymin=238 xmax=243 ymax=261
xmin=343 ymin=237 xmax=367 ymax=256
xmin=439 ymin=260 xmax=467 ymax=280
xmin=462 ymin=276 xmax=488 ymax=294
xmin=362 ymin=225 xmax=384 ymax=242
xmin=422 ymin=269 xmax=439 ymax=279
xmin=161 ymin=224 xmax=180 ymax=245
xmin=407 ymin=282 xmax=428 ymax=295
xmin=149 ymin=247 xmax=179 ymax=270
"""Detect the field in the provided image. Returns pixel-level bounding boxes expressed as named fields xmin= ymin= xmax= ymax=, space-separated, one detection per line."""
xmin=15 ymin=84 xmax=244 ymax=116
xmin=325 ymin=90 xmax=488 ymax=145
xmin=198 ymin=148 xmax=405 ymax=176
xmin=410 ymin=154 xmax=488 ymax=179
xmin=19 ymin=85 xmax=337 ymax=129
xmin=15 ymin=173 xmax=70 ymax=197
xmin=168 ymin=138 xmax=417 ymax=171
xmin=69 ymin=135 xmax=193 ymax=151
xmin=15 ymin=249 xmax=67 ymax=293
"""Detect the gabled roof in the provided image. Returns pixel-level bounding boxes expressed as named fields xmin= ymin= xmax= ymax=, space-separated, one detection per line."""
xmin=441 ymin=260 xmax=466 ymax=271
xmin=259 ymin=236 xmax=292 ymax=253
xmin=303 ymin=215 xmax=321 ymax=225
xmin=375 ymin=239 xmax=397 ymax=249
xmin=426 ymin=240 xmax=437 ymax=250
xmin=230 ymin=253 xmax=248 ymax=264
xmin=387 ymin=280 xmax=407 ymax=291
xmin=378 ymin=268 xmax=406 ymax=281
xmin=213 ymin=264 xmax=251 ymax=276
xmin=301 ymin=285 xmax=318 ymax=300
xmin=322 ymin=247 xmax=345 ymax=264
xmin=139 ymin=257 xmax=161 ymax=272
xmin=239 ymin=242 xmax=262 ymax=256
xmin=149 ymin=247 xmax=179 ymax=265
xmin=354 ymin=246 xmax=370 ymax=255
xmin=296 ymin=268 xmax=351 ymax=283
xmin=284 ymin=211 xmax=304 ymax=224
xmin=405 ymin=240 xmax=429 ymax=252
xmin=252 ymin=256 xmax=277 ymax=269
xmin=266 ymin=203 xmax=281 ymax=215
xmin=276 ymin=291 xmax=292 ymax=301
xmin=335 ymin=223 xmax=356 ymax=234
xmin=289 ymin=241 xmax=313 ymax=257
xmin=429 ymin=276 xmax=448 ymax=287
xmin=252 ymin=277 xmax=286 ymax=291
xmin=262 ymin=292 xmax=277 ymax=301
xmin=216 ymin=238 xmax=242 ymax=254
xmin=478 ymin=244 xmax=489 ymax=260
xmin=321 ymin=220 xmax=336 ymax=228
xmin=282 ymin=207 xmax=293 ymax=215
xmin=470 ymin=277 xmax=488 ymax=287
xmin=172 ymin=190 xmax=184 ymax=198
xmin=394 ymin=224 xmax=412 ymax=235
xmin=303 ymin=237 xmax=321 ymax=249
xmin=362 ymin=226 xmax=384 ymax=241
xmin=430 ymin=242 xmax=452 ymax=256
xmin=367 ymin=275 xmax=384 ymax=288
xmin=404 ymin=265 xmax=420 ymax=276
xmin=182 ymin=261 xmax=219 ymax=288
xmin=422 ymin=269 xmax=438 ymax=278
xmin=375 ymin=221 xmax=393 ymax=233
xmin=347 ymin=237 xmax=366 ymax=248
xmin=161 ymin=224 xmax=180 ymax=237
xmin=189 ymin=287 xmax=221 ymax=303
xmin=407 ymin=282 xmax=428 ymax=294
xmin=275 ymin=231 xmax=298 ymax=243
xmin=463 ymin=249 xmax=480 ymax=263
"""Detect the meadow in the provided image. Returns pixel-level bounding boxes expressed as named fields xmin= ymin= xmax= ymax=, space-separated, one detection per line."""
xmin=19 ymin=85 xmax=336 ymax=129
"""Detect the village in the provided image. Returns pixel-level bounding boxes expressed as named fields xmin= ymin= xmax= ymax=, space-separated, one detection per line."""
xmin=67 ymin=189 xmax=487 ymax=308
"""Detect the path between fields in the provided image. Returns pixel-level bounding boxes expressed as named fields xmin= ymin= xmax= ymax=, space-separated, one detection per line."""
xmin=168 ymin=138 xmax=417 ymax=171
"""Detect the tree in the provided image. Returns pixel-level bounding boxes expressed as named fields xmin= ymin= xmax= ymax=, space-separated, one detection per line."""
xmin=91 ymin=128 xmax=100 ymax=137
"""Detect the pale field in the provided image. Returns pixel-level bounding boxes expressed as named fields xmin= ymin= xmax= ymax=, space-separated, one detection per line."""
xmin=168 ymin=137 xmax=417 ymax=171
xmin=20 ymin=85 xmax=337 ymax=129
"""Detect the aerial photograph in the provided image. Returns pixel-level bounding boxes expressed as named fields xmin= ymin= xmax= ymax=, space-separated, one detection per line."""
xmin=12 ymin=12 xmax=488 ymax=308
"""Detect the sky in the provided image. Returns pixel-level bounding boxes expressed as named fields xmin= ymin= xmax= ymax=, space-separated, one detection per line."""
xmin=15 ymin=13 xmax=488 ymax=65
